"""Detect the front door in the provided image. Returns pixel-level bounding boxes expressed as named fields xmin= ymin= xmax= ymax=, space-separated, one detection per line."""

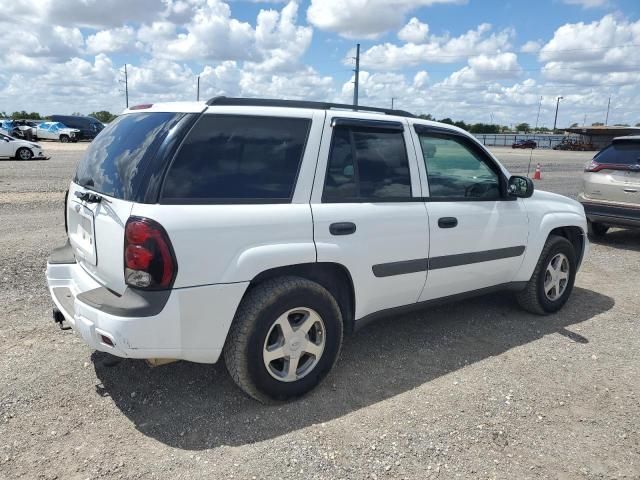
xmin=411 ymin=126 xmax=529 ymax=302
xmin=311 ymin=114 xmax=429 ymax=320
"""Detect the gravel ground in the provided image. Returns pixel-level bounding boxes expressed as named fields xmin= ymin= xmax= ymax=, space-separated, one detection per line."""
xmin=1 ymin=143 xmax=638 ymax=480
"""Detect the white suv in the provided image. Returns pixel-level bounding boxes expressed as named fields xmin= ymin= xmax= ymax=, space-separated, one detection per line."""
xmin=47 ymin=97 xmax=589 ymax=402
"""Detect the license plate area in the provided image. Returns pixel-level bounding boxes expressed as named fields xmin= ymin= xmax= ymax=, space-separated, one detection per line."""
xmin=68 ymin=200 xmax=97 ymax=266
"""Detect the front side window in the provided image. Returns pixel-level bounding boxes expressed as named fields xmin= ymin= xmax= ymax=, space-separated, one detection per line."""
xmin=162 ymin=115 xmax=310 ymax=202
xmin=323 ymin=126 xmax=411 ymax=202
xmin=417 ymin=133 xmax=501 ymax=200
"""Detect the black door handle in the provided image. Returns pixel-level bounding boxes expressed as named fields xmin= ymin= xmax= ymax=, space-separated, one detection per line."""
xmin=330 ymin=222 xmax=356 ymax=236
xmin=438 ymin=217 xmax=458 ymax=228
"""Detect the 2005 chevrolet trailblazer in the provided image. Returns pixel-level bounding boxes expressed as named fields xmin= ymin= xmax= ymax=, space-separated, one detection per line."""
xmin=47 ymin=97 xmax=589 ymax=402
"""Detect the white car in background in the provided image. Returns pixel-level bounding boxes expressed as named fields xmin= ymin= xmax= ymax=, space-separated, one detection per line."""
xmin=35 ymin=122 xmax=80 ymax=143
xmin=0 ymin=132 xmax=47 ymax=160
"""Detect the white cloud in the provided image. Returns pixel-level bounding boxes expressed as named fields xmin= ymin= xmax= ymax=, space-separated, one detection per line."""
xmin=539 ymin=15 xmax=640 ymax=85
xmin=561 ymin=0 xmax=608 ymax=8
xmin=307 ymin=0 xmax=465 ymax=39
xmin=398 ymin=18 xmax=429 ymax=43
xmin=86 ymin=26 xmax=137 ymax=54
xmin=356 ymin=23 xmax=514 ymax=70
xmin=520 ymin=40 xmax=541 ymax=53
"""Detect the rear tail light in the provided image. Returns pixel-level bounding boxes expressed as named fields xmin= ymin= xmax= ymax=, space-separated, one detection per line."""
xmin=585 ymin=159 xmax=600 ymax=172
xmin=124 ymin=217 xmax=177 ymax=290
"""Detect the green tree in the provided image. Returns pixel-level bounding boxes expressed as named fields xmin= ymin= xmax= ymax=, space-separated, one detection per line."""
xmin=89 ymin=111 xmax=117 ymax=123
xmin=613 ymin=123 xmax=630 ymax=127
xmin=591 ymin=122 xmax=604 ymax=126
xmin=438 ymin=117 xmax=455 ymax=125
xmin=418 ymin=113 xmax=433 ymax=121
xmin=636 ymin=122 xmax=640 ymax=127
xmin=569 ymin=122 xmax=579 ymax=128
xmin=515 ymin=122 xmax=530 ymax=133
xmin=11 ymin=111 xmax=42 ymax=120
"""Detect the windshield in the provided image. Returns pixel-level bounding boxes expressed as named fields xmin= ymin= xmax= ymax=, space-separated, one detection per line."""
xmin=74 ymin=112 xmax=183 ymax=200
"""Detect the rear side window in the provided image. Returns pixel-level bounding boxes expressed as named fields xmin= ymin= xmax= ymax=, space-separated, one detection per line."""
xmin=161 ymin=115 xmax=310 ymax=203
xmin=595 ymin=143 xmax=640 ymax=164
xmin=323 ymin=126 xmax=411 ymax=202
xmin=74 ymin=112 xmax=184 ymax=200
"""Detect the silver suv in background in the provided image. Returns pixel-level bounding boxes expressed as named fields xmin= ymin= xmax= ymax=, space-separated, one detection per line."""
xmin=579 ymin=136 xmax=640 ymax=237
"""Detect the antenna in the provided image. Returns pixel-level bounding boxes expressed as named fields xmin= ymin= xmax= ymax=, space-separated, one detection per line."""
xmin=353 ymin=43 xmax=360 ymax=109
xmin=528 ymin=96 xmax=544 ymax=177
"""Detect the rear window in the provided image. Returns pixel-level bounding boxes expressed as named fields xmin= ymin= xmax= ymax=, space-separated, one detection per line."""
xmin=74 ymin=112 xmax=183 ymax=200
xmin=595 ymin=143 xmax=640 ymax=165
xmin=161 ymin=115 xmax=310 ymax=203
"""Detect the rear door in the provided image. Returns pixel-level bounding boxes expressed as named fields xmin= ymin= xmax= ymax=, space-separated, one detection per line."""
xmin=411 ymin=125 xmax=529 ymax=301
xmin=584 ymin=142 xmax=640 ymax=205
xmin=311 ymin=114 xmax=429 ymax=320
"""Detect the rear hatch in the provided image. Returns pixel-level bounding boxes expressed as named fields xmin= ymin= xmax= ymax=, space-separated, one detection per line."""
xmin=68 ymin=111 xmax=188 ymax=294
xmin=583 ymin=139 xmax=640 ymax=205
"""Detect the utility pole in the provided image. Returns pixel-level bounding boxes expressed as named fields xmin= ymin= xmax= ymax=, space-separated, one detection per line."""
xmin=119 ymin=64 xmax=129 ymax=108
xmin=534 ymin=96 xmax=542 ymax=131
xmin=605 ymin=96 xmax=611 ymax=125
xmin=197 ymin=76 xmax=200 ymax=101
xmin=353 ymin=43 xmax=360 ymax=108
xmin=583 ymin=113 xmax=587 ymax=126
xmin=391 ymin=97 xmax=396 ymax=109
xmin=553 ymin=96 xmax=563 ymax=132
xmin=490 ymin=112 xmax=494 ymax=124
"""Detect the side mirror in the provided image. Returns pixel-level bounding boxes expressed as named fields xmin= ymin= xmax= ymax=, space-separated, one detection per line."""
xmin=508 ymin=175 xmax=534 ymax=198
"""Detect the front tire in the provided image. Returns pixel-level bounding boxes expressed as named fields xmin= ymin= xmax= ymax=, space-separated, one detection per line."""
xmin=516 ymin=235 xmax=577 ymax=315
xmin=16 ymin=147 xmax=33 ymax=160
xmin=59 ymin=135 xmax=69 ymax=143
xmin=224 ymin=276 xmax=343 ymax=403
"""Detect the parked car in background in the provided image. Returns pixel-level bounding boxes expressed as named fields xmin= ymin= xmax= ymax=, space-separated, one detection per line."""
xmin=512 ymin=139 xmax=537 ymax=149
xmin=0 ymin=119 xmax=38 ymax=141
xmin=47 ymin=98 xmax=589 ymax=402
xmin=50 ymin=115 xmax=104 ymax=140
xmin=579 ymin=136 xmax=640 ymax=237
xmin=35 ymin=122 xmax=80 ymax=143
xmin=0 ymin=132 xmax=47 ymax=160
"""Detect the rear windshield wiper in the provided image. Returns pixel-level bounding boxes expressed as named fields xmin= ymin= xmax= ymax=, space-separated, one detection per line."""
xmin=74 ymin=191 xmax=111 ymax=203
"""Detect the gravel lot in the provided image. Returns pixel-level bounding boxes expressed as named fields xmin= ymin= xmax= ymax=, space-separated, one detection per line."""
xmin=1 ymin=143 xmax=638 ymax=479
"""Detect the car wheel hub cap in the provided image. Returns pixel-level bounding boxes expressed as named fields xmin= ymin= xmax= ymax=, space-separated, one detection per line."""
xmin=544 ymin=253 xmax=569 ymax=301
xmin=263 ymin=307 xmax=326 ymax=383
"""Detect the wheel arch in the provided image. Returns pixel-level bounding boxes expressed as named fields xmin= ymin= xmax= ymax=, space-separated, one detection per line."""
xmin=515 ymin=211 xmax=588 ymax=282
xmin=246 ymin=262 xmax=356 ymax=334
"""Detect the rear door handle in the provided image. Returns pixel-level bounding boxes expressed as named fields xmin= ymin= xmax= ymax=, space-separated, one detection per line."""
xmin=330 ymin=222 xmax=356 ymax=236
xmin=438 ymin=217 xmax=458 ymax=228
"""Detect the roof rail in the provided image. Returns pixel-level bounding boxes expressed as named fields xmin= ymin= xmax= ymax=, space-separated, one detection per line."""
xmin=205 ymin=96 xmax=415 ymax=118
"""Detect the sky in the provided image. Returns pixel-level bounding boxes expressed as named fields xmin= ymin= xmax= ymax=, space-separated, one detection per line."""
xmin=0 ymin=0 xmax=639 ymax=128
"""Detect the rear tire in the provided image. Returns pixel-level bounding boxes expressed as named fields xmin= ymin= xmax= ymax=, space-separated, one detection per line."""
xmin=16 ymin=147 xmax=33 ymax=160
xmin=516 ymin=235 xmax=577 ymax=315
xmin=224 ymin=276 xmax=343 ymax=403
xmin=587 ymin=220 xmax=608 ymax=238
xmin=59 ymin=135 xmax=69 ymax=143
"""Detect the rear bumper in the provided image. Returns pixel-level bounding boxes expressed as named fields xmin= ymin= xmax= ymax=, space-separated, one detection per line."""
xmin=46 ymin=243 xmax=248 ymax=364
xmin=578 ymin=194 xmax=640 ymax=228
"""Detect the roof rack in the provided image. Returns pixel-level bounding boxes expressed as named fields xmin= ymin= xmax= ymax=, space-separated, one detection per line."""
xmin=205 ymin=96 xmax=415 ymax=118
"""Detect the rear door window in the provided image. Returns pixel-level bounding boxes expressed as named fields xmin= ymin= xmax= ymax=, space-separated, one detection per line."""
xmin=596 ymin=143 xmax=640 ymax=164
xmin=161 ymin=115 xmax=310 ymax=203
xmin=323 ymin=126 xmax=411 ymax=202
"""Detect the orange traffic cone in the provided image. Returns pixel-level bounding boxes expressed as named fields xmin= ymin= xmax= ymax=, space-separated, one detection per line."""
xmin=533 ymin=163 xmax=542 ymax=180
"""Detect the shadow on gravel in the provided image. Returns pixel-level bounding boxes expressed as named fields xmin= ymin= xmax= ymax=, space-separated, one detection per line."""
xmin=93 ymin=286 xmax=613 ymax=450
xmin=588 ymin=228 xmax=640 ymax=253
